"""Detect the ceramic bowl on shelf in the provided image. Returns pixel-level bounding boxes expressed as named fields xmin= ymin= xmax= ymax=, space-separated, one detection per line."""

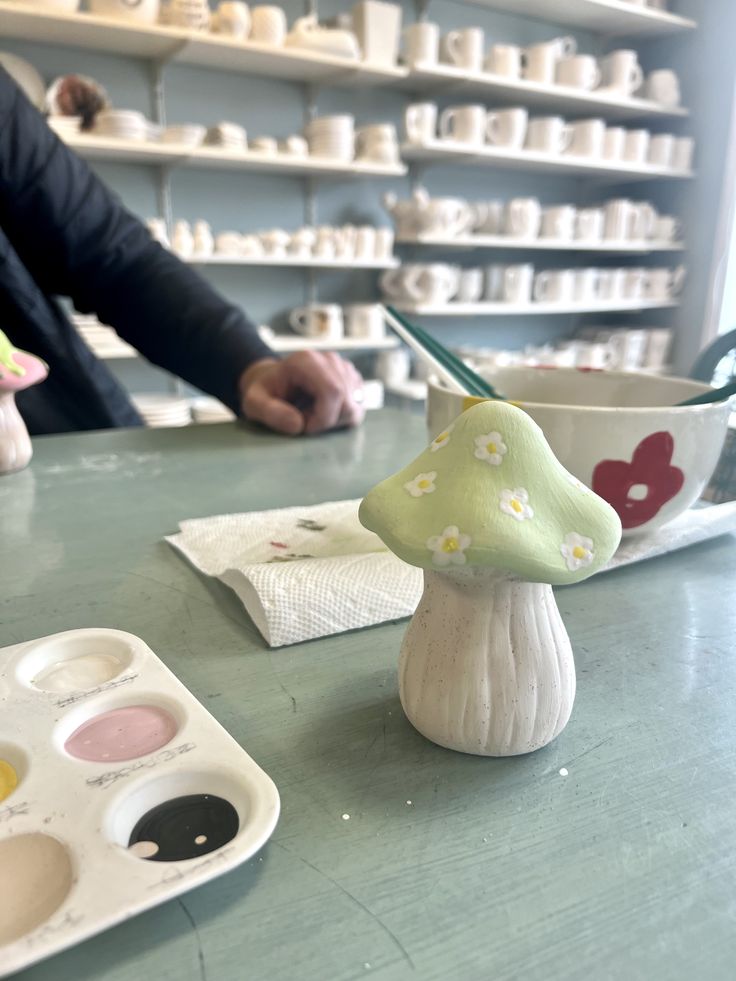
xmin=88 ymin=0 xmax=160 ymax=24
xmin=160 ymin=123 xmax=206 ymax=146
xmin=427 ymin=367 xmax=733 ymax=536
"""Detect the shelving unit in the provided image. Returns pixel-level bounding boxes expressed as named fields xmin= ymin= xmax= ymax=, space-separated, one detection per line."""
xmin=258 ymin=334 xmax=399 ymax=353
xmin=402 ymin=65 xmax=689 ymax=121
xmin=401 ymin=140 xmax=693 ymax=181
xmin=459 ymin=0 xmax=696 ymax=36
xmin=189 ymin=256 xmax=399 ymax=269
xmin=397 ymin=234 xmax=686 ymax=253
xmin=393 ymin=299 xmax=678 ymax=316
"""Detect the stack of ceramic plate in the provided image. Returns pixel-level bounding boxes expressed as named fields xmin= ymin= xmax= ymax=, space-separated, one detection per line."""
xmin=73 ymin=316 xmax=137 ymax=359
xmin=47 ymin=115 xmax=82 ymax=141
xmin=305 ymin=115 xmax=354 ymax=162
xmin=204 ymin=121 xmax=247 ymax=151
xmin=93 ymin=109 xmax=150 ymax=142
xmin=160 ymin=123 xmax=206 ymax=147
xmin=131 ymin=394 xmax=192 ymax=428
xmin=190 ymin=396 xmax=236 ymax=424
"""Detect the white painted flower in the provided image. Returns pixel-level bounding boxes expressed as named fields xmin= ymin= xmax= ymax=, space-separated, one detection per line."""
xmin=426 ymin=525 xmax=471 ymax=566
xmin=404 ymin=471 xmax=437 ymax=498
xmin=430 ymin=424 xmax=454 ymax=453
xmin=499 ymin=487 xmax=534 ymax=522
xmin=560 ymin=532 xmax=595 ymax=572
xmin=474 ymin=431 xmax=508 ymax=466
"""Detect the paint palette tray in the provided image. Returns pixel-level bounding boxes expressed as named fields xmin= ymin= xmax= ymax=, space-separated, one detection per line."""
xmin=0 ymin=628 xmax=280 ymax=977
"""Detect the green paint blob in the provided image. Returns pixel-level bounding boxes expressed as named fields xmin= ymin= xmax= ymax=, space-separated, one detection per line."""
xmin=0 ymin=329 xmax=25 ymax=377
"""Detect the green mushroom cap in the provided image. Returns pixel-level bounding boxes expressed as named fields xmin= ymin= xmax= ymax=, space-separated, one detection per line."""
xmin=359 ymin=400 xmax=622 ymax=586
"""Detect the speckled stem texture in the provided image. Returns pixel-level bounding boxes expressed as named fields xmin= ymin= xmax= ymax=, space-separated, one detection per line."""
xmin=399 ymin=568 xmax=576 ymax=756
xmin=0 ymin=393 xmax=32 ymax=475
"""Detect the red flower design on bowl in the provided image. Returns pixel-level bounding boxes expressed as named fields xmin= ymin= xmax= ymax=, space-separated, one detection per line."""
xmin=592 ymin=431 xmax=685 ymax=530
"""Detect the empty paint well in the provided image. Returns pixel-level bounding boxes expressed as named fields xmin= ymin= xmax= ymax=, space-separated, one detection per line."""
xmin=18 ymin=630 xmax=134 ymax=693
xmin=64 ymin=705 xmax=178 ymax=763
xmin=0 ymin=834 xmax=73 ymax=945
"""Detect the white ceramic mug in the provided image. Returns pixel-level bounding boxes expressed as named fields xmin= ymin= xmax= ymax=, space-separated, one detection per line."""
xmin=250 ymin=4 xmax=286 ymax=44
xmin=623 ymin=129 xmax=650 ymax=164
xmin=573 ymin=268 xmax=601 ymax=302
xmin=653 ymin=215 xmax=681 ymax=242
xmin=534 ymin=269 xmax=575 ymax=303
xmin=356 ymin=124 xmax=399 ymax=164
xmin=604 ymin=198 xmax=637 ymax=240
xmin=345 ymin=304 xmax=385 ymax=340
xmin=555 ymin=55 xmax=601 ymax=90
xmin=404 ymin=102 xmax=438 ymax=145
xmin=456 ymin=268 xmax=484 ymax=303
xmin=374 ymin=227 xmax=395 ymax=260
xmin=486 ymin=107 xmax=528 ymax=149
xmin=648 ymin=133 xmax=675 ymax=168
xmin=290 ymin=304 xmax=344 ymax=339
xmin=540 ymin=205 xmax=576 ymax=240
xmin=402 ymin=22 xmax=440 ymax=67
xmin=260 ymin=228 xmax=290 ymax=256
xmin=644 ymin=265 xmax=686 ymax=301
xmin=505 ymin=197 xmax=542 ymax=238
xmin=472 ymin=200 xmax=504 ymax=234
xmin=352 ymin=0 xmax=402 ymax=68
xmin=354 ymin=226 xmax=378 ymax=260
xmin=522 ymin=37 xmax=576 ymax=83
xmin=575 ymin=208 xmax=604 ymax=242
xmin=288 ymin=227 xmax=316 ymax=258
xmin=601 ymin=50 xmax=643 ymax=95
xmin=213 ymin=1 xmax=250 ymax=37
xmin=566 ymin=118 xmax=606 ymax=157
xmin=484 ymin=264 xmax=506 ymax=300
xmin=444 ymin=27 xmax=484 ymax=72
xmin=672 ymin=136 xmax=695 ymax=172
xmin=525 ymin=116 xmax=573 ymax=155
xmin=485 ymin=44 xmax=522 ymax=78
xmin=602 ymin=126 xmax=626 ymax=161
xmin=503 ymin=263 xmax=535 ymax=303
xmin=623 ymin=267 xmax=646 ymax=300
xmin=644 ymin=328 xmax=673 ymax=370
xmin=645 ymin=69 xmax=680 ymax=107
xmin=420 ymin=198 xmax=473 ymax=238
xmin=280 ymin=135 xmax=308 ymax=156
xmin=405 ymin=264 xmax=460 ymax=304
xmin=598 ymin=268 xmax=627 ymax=301
xmin=439 ymin=105 xmax=487 ymax=146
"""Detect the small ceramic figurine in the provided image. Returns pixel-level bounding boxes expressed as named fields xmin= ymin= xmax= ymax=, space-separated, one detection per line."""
xmin=0 ymin=330 xmax=48 ymax=475
xmin=360 ymin=400 xmax=622 ymax=757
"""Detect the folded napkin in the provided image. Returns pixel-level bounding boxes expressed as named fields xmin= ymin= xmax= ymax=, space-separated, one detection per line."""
xmin=167 ymin=499 xmax=736 ymax=648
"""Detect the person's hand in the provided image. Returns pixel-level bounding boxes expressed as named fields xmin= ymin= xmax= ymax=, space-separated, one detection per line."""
xmin=238 ymin=352 xmax=366 ymax=436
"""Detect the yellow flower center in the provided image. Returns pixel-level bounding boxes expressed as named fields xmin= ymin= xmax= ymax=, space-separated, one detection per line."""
xmin=486 ymin=442 xmax=497 ymax=454
xmin=510 ymin=499 xmax=523 ymax=514
xmin=442 ymin=537 xmax=459 ymax=553
xmin=572 ymin=545 xmax=587 ymax=560
xmin=418 ymin=479 xmax=430 ymax=489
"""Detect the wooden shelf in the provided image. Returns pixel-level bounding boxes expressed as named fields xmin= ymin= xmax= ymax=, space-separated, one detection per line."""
xmin=392 ymin=299 xmax=678 ymax=316
xmin=402 ymin=65 xmax=689 ymax=121
xmin=257 ymin=332 xmax=399 ymax=353
xmin=62 ymin=135 xmax=406 ymax=178
xmin=0 ymin=2 xmax=407 ymax=85
xmin=189 ymin=256 xmax=399 ymax=269
xmin=457 ymin=0 xmax=696 ymax=36
xmin=397 ymin=234 xmax=686 ymax=253
xmin=401 ymin=140 xmax=693 ymax=182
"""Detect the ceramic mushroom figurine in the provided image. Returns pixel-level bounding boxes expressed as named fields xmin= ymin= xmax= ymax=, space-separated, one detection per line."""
xmin=0 ymin=330 xmax=48 ymax=475
xmin=360 ymin=400 xmax=622 ymax=757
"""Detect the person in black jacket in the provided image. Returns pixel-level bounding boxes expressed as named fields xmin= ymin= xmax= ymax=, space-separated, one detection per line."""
xmin=0 ymin=69 xmax=364 ymax=436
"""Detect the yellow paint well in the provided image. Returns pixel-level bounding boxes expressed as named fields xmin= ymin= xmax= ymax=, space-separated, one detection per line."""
xmin=0 ymin=760 xmax=18 ymax=803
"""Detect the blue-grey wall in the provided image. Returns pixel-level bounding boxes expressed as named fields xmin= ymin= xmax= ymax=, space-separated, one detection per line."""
xmin=1 ymin=0 xmax=725 ymax=391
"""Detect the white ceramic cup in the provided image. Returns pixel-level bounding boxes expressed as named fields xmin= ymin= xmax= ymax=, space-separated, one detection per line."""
xmin=404 ymin=102 xmax=438 ymax=145
xmin=260 ymin=228 xmax=290 ymax=256
xmin=534 ymin=269 xmax=575 ymax=303
xmin=354 ymin=226 xmax=377 ymax=260
xmin=215 ymin=231 xmax=242 ymax=255
xmin=604 ymin=198 xmax=637 ymax=240
xmin=644 ymin=327 xmax=673 ymax=370
xmin=573 ymin=267 xmax=601 ymax=302
xmin=602 ymin=126 xmax=626 ymax=161
xmin=648 ymin=133 xmax=675 ymax=168
xmin=439 ymin=105 xmax=487 ymax=146
xmin=213 ymin=1 xmax=250 ymax=37
xmin=251 ymin=135 xmax=277 ymax=154
xmin=540 ymin=205 xmax=576 ymax=240
xmin=503 ymin=263 xmax=535 ymax=303
xmin=623 ymin=267 xmax=646 ymax=300
xmin=355 ymin=125 xmax=399 ymax=164
xmin=456 ymin=267 xmax=484 ymax=303
xmin=522 ymin=37 xmax=576 ymax=83
xmin=288 ymin=227 xmax=316 ymax=258
xmin=345 ymin=304 xmax=385 ymax=340
xmin=555 ymin=55 xmax=601 ymax=90
xmin=672 ymin=136 xmax=695 ymax=172
xmin=505 ymin=197 xmax=542 ymax=238
xmin=289 ymin=304 xmax=344 ymax=339
xmin=601 ymin=50 xmax=643 ymax=95
xmin=645 ymin=69 xmax=681 ymax=107
xmin=566 ymin=118 xmax=606 ymax=157
xmin=653 ymin=215 xmax=681 ymax=242
xmin=485 ymin=107 xmax=528 ymax=149
xmin=280 ymin=135 xmax=308 ymax=156
xmin=623 ymin=128 xmax=651 ymax=164
xmin=250 ymin=4 xmax=286 ymax=44
xmin=405 ymin=264 xmax=460 ymax=304
xmin=444 ymin=27 xmax=484 ymax=72
xmin=630 ymin=201 xmax=658 ymax=240
xmin=485 ymin=44 xmax=522 ymax=78
xmin=644 ymin=265 xmax=686 ymax=301
xmin=402 ymin=22 xmax=440 ymax=67
xmin=472 ymin=200 xmax=504 ymax=234
xmin=376 ymin=347 xmax=410 ymax=385
xmin=525 ymin=116 xmax=573 ymax=155
xmin=484 ymin=264 xmax=506 ymax=300
xmin=575 ymin=208 xmax=605 ymax=242
xmin=598 ymin=267 xmax=627 ymax=300
xmin=352 ymin=0 xmax=402 ymax=68
xmin=374 ymin=227 xmax=395 ymax=260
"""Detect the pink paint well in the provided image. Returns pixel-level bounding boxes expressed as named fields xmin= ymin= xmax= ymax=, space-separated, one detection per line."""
xmin=64 ymin=705 xmax=178 ymax=763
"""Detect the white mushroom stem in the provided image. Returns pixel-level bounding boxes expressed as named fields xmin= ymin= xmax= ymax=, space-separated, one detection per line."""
xmin=0 ymin=392 xmax=32 ymax=475
xmin=399 ymin=567 xmax=576 ymax=757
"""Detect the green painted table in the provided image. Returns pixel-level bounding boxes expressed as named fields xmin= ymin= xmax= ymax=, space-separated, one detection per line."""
xmin=2 ymin=410 xmax=735 ymax=981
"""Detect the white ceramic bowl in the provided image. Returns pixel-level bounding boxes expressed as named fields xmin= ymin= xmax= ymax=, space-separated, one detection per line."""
xmin=427 ymin=367 xmax=734 ymax=536
xmin=88 ymin=0 xmax=159 ymax=23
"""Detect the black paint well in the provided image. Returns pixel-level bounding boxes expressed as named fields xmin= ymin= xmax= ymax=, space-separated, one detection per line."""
xmin=128 ymin=793 xmax=239 ymax=862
